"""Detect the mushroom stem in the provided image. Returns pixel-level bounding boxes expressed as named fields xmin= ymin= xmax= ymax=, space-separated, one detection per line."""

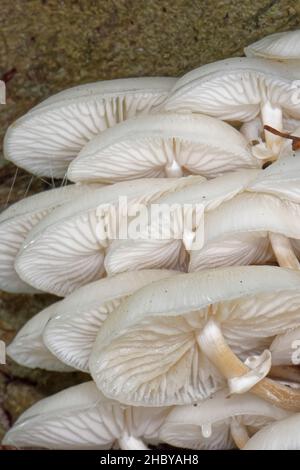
xmin=118 ymin=434 xmax=149 ymax=450
xmin=269 ymin=365 xmax=300 ymax=384
xmin=230 ymin=419 xmax=250 ymax=449
xmin=269 ymin=232 xmax=300 ymax=269
xmin=165 ymin=159 xmax=183 ymax=177
xmin=197 ymin=319 xmax=300 ymax=411
xmin=261 ymin=101 xmax=283 ymax=156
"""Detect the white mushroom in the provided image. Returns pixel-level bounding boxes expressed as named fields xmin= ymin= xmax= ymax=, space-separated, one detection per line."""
xmin=67 ymin=113 xmax=259 ymax=183
xmin=4 ymin=77 xmax=175 ymax=178
xmin=15 ymin=177 xmax=202 ymax=296
xmin=189 ymin=193 xmax=300 ymax=271
xmin=163 ymin=58 xmax=300 ymax=159
xmin=159 ymin=389 xmax=290 ymax=450
xmin=243 ymin=414 xmax=300 ymax=449
xmin=7 ymin=304 xmax=73 ymax=372
xmin=190 ymin=157 xmax=300 ymax=272
xmin=244 ymin=30 xmax=300 ymax=61
xmin=12 ymin=270 xmax=177 ymax=372
xmin=89 ymin=266 xmax=300 ymax=409
xmin=104 ymin=169 xmax=259 ymax=275
xmin=0 ymin=184 xmax=101 ymax=293
xmin=106 ymin=157 xmax=300 ymax=275
xmin=270 ymin=326 xmax=300 ymax=367
xmin=2 ymin=381 xmax=171 ymax=450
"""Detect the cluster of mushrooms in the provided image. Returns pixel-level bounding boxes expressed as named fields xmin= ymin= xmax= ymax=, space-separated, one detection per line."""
xmin=2 ymin=30 xmax=300 ymax=450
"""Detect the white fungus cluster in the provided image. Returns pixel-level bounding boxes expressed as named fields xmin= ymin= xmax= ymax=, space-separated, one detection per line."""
xmin=2 ymin=30 xmax=300 ymax=450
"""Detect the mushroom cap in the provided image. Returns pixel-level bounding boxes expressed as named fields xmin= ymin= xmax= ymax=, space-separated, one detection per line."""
xmin=4 ymin=77 xmax=175 ymax=178
xmin=0 ymin=184 xmax=98 ymax=294
xmin=2 ymin=381 xmax=170 ymax=449
xmin=89 ymin=266 xmax=300 ymax=406
xmin=189 ymin=191 xmax=300 ymax=272
xmin=244 ymin=30 xmax=300 ymax=60
xmin=68 ymin=113 xmax=258 ymax=183
xmin=248 ymin=156 xmax=300 ymax=203
xmin=104 ymin=169 xmax=260 ymax=275
xmin=190 ymin=156 xmax=300 ymax=271
xmin=43 ymin=270 xmax=178 ymax=372
xmin=270 ymin=326 xmax=300 ymax=366
xmin=163 ymin=58 xmax=300 ymax=121
xmin=243 ymin=413 xmax=300 ymax=449
xmin=7 ymin=303 xmax=73 ymax=372
xmin=15 ymin=177 xmax=202 ymax=296
xmin=160 ymin=389 xmax=289 ymax=449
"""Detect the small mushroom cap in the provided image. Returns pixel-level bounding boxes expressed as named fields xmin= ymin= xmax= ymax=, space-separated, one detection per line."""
xmin=0 ymin=184 xmax=97 ymax=294
xmin=189 ymin=191 xmax=300 ymax=272
xmin=270 ymin=326 xmax=300 ymax=366
xmin=190 ymin=156 xmax=300 ymax=271
xmin=68 ymin=113 xmax=258 ymax=183
xmin=160 ymin=389 xmax=289 ymax=449
xmin=43 ymin=270 xmax=179 ymax=372
xmin=248 ymin=156 xmax=300 ymax=204
xmin=89 ymin=266 xmax=300 ymax=406
xmin=7 ymin=304 xmax=73 ymax=372
xmin=15 ymin=177 xmax=201 ymax=296
xmin=2 ymin=381 xmax=170 ymax=449
xmin=163 ymin=58 xmax=300 ymax=121
xmin=243 ymin=413 xmax=300 ymax=449
xmin=244 ymin=30 xmax=300 ymax=60
xmin=4 ymin=77 xmax=175 ymax=178
xmin=105 ymin=169 xmax=260 ymax=275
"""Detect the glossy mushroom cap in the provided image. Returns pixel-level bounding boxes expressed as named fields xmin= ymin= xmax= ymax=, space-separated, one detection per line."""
xmin=15 ymin=177 xmax=200 ymax=296
xmin=42 ymin=270 xmax=179 ymax=372
xmin=4 ymin=77 xmax=175 ymax=178
xmin=7 ymin=303 xmax=73 ymax=372
xmin=0 ymin=184 xmax=99 ymax=293
xmin=89 ymin=266 xmax=300 ymax=406
xmin=244 ymin=30 xmax=300 ymax=60
xmin=160 ymin=389 xmax=289 ymax=449
xmin=2 ymin=381 xmax=170 ymax=450
xmin=243 ymin=413 xmax=300 ymax=449
xmin=68 ymin=113 xmax=258 ymax=183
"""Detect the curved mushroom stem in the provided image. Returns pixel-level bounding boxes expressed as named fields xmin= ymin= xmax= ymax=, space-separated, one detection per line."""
xmin=118 ymin=435 xmax=149 ymax=450
xmin=269 ymin=232 xmax=300 ymax=269
xmin=230 ymin=418 xmax=250 ymax=449
xmin=261 ymin=100 xmax=283 ymax=156
xmin=197 ymin=319 xmax=300 ymax=411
